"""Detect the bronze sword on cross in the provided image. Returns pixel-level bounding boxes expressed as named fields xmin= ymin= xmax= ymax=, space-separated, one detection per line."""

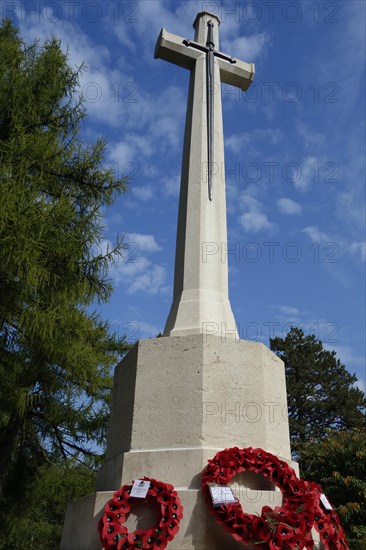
xmin=183 ymin=20 xmax=237 ymax=200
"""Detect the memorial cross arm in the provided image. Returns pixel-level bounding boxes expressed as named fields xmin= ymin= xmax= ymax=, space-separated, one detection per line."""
xmin=155 ymin=28 xmax=255 ymax=91
xmin=154 ymin=29 xmax=202 ymax=70
xmin=217 ymin=57 xmax=254 ymax=92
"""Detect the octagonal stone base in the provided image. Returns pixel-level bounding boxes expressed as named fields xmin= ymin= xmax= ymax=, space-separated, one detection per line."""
xmin=61 ymin=335 xmax=307 ymax=549
xmin=103 ymin=335 xmax=293 ymax=462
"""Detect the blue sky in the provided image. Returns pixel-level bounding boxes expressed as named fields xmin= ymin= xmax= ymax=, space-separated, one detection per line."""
xmin=7 ymin=1 xmax=365 ymax=390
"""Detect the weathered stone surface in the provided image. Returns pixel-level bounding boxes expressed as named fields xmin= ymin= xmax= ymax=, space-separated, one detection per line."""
xmin=102 ymin=335 xmax=292 ymax=464
xmin=61 ymin=335 xmax=298 ymax=549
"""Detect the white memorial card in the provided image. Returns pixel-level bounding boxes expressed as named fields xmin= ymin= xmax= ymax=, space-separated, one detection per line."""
xmin=130 ymin=479 xmax=150 ymax=498
xmin=320 ymin=493 xmax=333 ymax=511
xmin=208 ymin=484 xmax=238 ymax=507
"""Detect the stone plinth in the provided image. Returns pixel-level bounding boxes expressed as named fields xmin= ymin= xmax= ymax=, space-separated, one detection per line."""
xmin=98 ymin=335 xmax=294 ymax=487
xmin=61 ymin=488 xmax=284 ymax=550
xmin=61 ymin=335 xmax=298 ymax=549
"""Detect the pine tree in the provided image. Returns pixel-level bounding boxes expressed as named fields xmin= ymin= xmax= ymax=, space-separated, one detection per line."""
xmin=0 ymin=18 xmax=130 ymax=534
xmin=269 ymin=327 xmax=366 ymax=454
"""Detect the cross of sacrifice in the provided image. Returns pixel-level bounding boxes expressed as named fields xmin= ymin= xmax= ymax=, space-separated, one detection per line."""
xmin=155 ymin=12 xmax=255 ymax=339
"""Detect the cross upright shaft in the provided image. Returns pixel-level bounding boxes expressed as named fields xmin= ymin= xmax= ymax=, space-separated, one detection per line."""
xmin=155 ymin=12 xmax=254 ymax=339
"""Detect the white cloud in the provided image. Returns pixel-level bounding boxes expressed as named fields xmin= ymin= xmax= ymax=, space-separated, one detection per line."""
xmin=128 ymin=264 xmax=167 ymax=296
xmin=325 ymin=344 xmax=365 ymax=369
xmin=162 ymin=175 xmax=180 ymax=197
xmin=109 ymin=133 xmax=155 ymax=166
xmin=15 ymin=5 xmax=141 ymax=129
xmin=272 ymin=305 xmax=303 ymax=329
xmin=239 ymin=194 xmax=261 ymax=212
xmin=107 ymin=85 xmax=185 ymax=171
xmin=277 ymin=198 xmax=302 ymax=215
xmin=92 ymin=238 xmax=166 ymax=296
xmin=16 ymin=2 xmax=186 ymax=166
xmin=225 ymin=134 xmax=248 ymax=155
xmin=114 ymin=256 xmax=151 ymax=279
xmin=303 ymin=229 xmax=365 ymax=263
xmin=137 ymin=321 xmax=159 ymax=338
xmin=125 ymin=234 xmax=162 ymax=253
xmin=293 ymin=156 xmax=319 ymax=192
xmin=349 ymin=242 xmax=366 ymax=262
xmin=131 ymin=185 xmax=155 ymax=202
xmin=303 ymin=226 xmax=330 ymax=243
xmin=111 ymin=0 xmax=269 ymax=67
xmin=226 ymin=128 xmax=283 ymax=155
xmin=226 ymin=180 xmax=240 ymax=214
xmin=240 ymin=212 xmax=275 ymax=233
xmin=120 ymin=319 xmax=160 ymax=340
xmin=277 ymin=306 xmax=301 ymax=317
xmin=108 ymin=141 xmax=136 ymax=166
xmin=222 ymin=32 xmax=269 ymax=61
xmin=110 ymin=254 xmax=168 ymax=296
xmin=336 ymin=188 xmax=365 ymax=230
xmin=239 ymin=194 xmax=275 ymax=233
xmin=101 ymin=233 xmax=167 ymax=296
xmin=297 ymin=122 xmax=325 ymax=151
xmin=112 ymin=0 xmax=192 ymax=57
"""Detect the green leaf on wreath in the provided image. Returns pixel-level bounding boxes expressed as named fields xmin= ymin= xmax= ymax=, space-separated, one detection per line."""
xmin=296 ymin=504 xmax=305 ymax=513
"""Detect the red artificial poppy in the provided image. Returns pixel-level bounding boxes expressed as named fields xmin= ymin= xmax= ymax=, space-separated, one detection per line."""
xmin=202 ymin=446 xmax=349 ymax=550
xmin=284 ymin=509 xmax=307 ymax=537
xmin=99 ymin=477 xmax=183 ymax=550
xmin=141 ymin=529 xmax=159 ymax=548
xmin=253 ymin=516 xmax=271 ymax=544
xmin=117 ymin=536 xmax=133 ymax=550
xmin=167 ymin=498 xmax=183 ymax=518
xmin=304 ymin=538 xmax=315 ymax=549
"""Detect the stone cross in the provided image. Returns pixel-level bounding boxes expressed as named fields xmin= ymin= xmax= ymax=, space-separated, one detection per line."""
xmin=183 ymin=18 xmax=238 ymax=201
xmin=155 ymin=12 xmax=254 ymax=339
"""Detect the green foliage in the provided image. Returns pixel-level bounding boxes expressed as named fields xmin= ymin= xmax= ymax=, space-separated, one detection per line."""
xmin=299 ymin=429 xmax=366 ymax=546
xmin=270 ymin=327 xmax=366 ymax=545
xmin=270 ymin=327 xmax=366 ymax=454
xmin=1 ymin=462 xmax=95 ymax=550
xmin=0 ymin=18 xmax=131 ymax=541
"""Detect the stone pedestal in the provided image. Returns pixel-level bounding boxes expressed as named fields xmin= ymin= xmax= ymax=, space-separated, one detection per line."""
xmin=61 ymin=335 xmax=299 ymax=549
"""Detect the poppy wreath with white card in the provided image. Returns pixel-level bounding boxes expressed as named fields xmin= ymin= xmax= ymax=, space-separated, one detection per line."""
xmin=202 ymin=447 xmax=349 ymax=549
xmin=98 ymin=476 xmax=183 ymax=549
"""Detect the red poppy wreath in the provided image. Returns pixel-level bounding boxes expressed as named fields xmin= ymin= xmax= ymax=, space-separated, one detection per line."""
xmin=98 ymin=477 xmax=183 ymax=550
xmin=202 ymin=447 xmax=348 ymax=550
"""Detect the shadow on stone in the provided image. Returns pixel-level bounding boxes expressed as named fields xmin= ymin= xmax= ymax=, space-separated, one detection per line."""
xmin=185 ymin=490 xmax=252 ymax=550
xmin=230 ymin=471 xmax=276 ymax=491
xmin=124 ymin=499 xmax=161 ymax=531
